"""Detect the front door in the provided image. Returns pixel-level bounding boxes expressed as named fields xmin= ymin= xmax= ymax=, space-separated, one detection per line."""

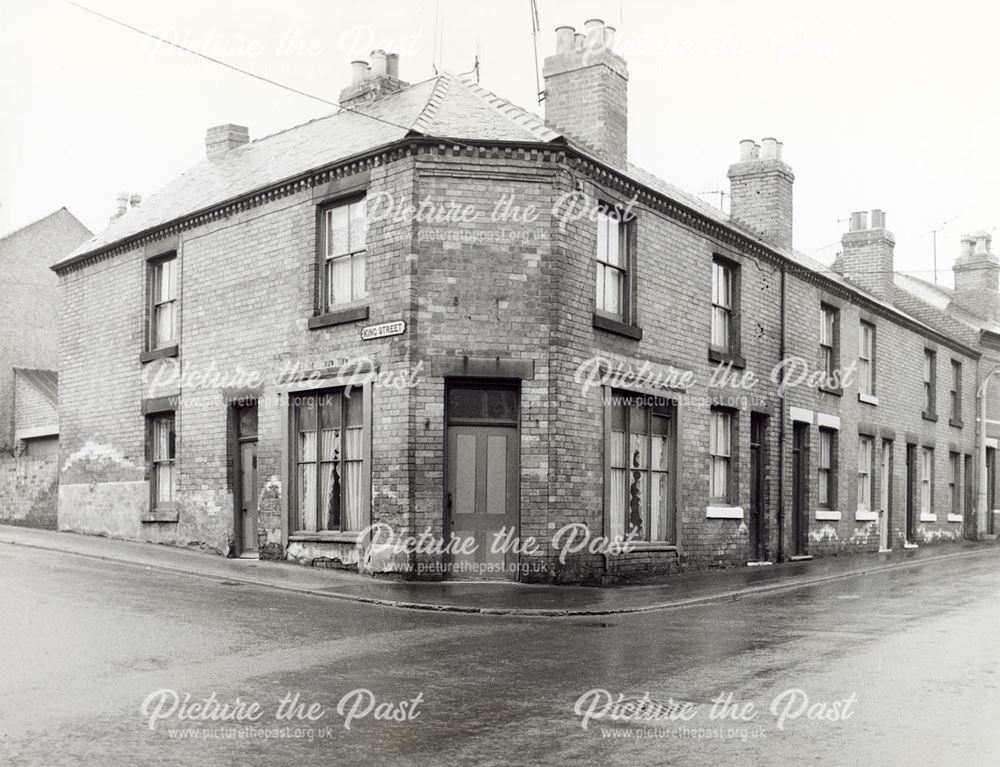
xmin=749 ymin=413 xmax=768 ymax=562
xmin=905 ymin=444 xmax=917 ymax=544
xmin=964 ymin=454 xmax=975 ymax=539
xmin=879 ymin=439 xmax=892 ymax=551
xmin=446 ymin=386 xmax=520 ymax=580
xmin=791 ymin=422 xmax=809 ymax=557
xmin=234 ymin=404 xmax=258 ymax=555
xmin=988 ymin=448 xmax=997 ymax=535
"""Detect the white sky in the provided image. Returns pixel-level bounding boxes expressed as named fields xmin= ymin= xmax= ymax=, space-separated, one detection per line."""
xmin=1 ymin=0 xmax=997 ymax=285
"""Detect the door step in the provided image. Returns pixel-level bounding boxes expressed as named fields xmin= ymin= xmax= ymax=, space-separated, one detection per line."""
xmin=746 ymin=561 xmax=773 ymax=567
xmin=788 ymin=555 xmax=814 ymax=562
xmin=877 ymin=548 xmax=892 ymax=553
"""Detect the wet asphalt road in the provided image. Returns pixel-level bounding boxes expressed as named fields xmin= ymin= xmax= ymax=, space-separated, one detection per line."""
xmin=1 ymin=545 xmax=997 ymax=766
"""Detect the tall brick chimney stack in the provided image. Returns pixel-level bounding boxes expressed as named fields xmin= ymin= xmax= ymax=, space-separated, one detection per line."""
xmin=727 ymin=138 xmax=795 ymax=251
xmin=542 ymin=20 xmax=628 ymax=169
xmin=339 ymin=50 xmax=408 ymax=108
xmin=837 ymin=209 xmax=896 ymax=302
xmin=206 ymin=124 xmax=249 ymax=160
xmin=952 ymin=231 xmax=999 ymax=321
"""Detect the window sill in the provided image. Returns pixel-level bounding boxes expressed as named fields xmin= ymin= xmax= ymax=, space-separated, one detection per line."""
xmin=922 ymin=410 xmax=938 ymax=423
xmin=140 ymin=344 xmax=179 ymax=363
xmin=708 ymin=347 xmax=745 ymax=369
xmin=308 ymin=304 xmax=370 ymax=330
xmin=949 ymin=417 xmax=964 ymax=429
xmin=815 ymin=509 xmax=841 ymax=521
xmin=592 ymin=313 xmax=643 ymax=340
xmin=858 ymin=392 xmax=879 ymax=406
xmin=141 ymin=507 xmax=179 ymax=523
xmin=947 ymin=514 xmax=963 ymax=523
xmin=623 ymin=542 xmax=679 ymax=553
xmin=903 ymin=542 xmax=919 ymax=549
xmin=819 ymin=385 xmax=843 ymax=397
xmin=854 ymin=509 xmax=879 ymax=521
xmin=706 ymin=505 xmax=743 ymax=519
xmin=919 ymin=513 xmax=938 ymax=523
xmin=288 ymin=531 xmax=362 ymax=544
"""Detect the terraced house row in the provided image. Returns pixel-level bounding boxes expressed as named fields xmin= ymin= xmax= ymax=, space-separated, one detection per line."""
xmin=53 ymin=21 xmax=1000 ymax=582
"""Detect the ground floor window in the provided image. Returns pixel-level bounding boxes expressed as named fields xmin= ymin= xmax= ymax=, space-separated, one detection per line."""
xmin=921 ymin=447 xmax=934 ymax=516
xmin=608 ymin=391 xmax=676 ymax=543
xmin=858 ymin=435 xmax=873 ymax=511
xmin=291 ymin=387 xmax=366 ymax=533
xmin=949 ymin=452 xmax=960 ymax=514
xmin=149 ymin=412 xmax=176 ymax=508
xmin=709 ymin=409 xmax=734 ymax=504
xmin=818 ymin=428 xmax=836 ymax=508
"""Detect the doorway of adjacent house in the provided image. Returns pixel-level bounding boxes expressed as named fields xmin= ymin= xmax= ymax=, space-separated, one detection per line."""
xmin=964 ymin=454 xmax=975 ymax=539
xmin=879 ymin=439 xmax=893 ymax=551
xmin=905 ymin=443 xmax=917 ymax=545
xmin=749 ymin=413 xmax=768 ymax=562
xmin=234 ymin=403 xmax=259 ymax=556
xmin=791 ymin=422 xmax=809 ymax=557
xmin=988 ymin=447 xmax=997 ymax=535
xmin=445 ymin=384 xmax=520 ymax=581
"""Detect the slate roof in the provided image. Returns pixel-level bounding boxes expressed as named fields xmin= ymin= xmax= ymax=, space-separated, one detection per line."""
xmin=58 ymin=72 xmax=561 ymax=266
xmin=47 ymin=71 xmax=993 ymax=353
xmin=14 ymin=368 xmax=59 ymax=407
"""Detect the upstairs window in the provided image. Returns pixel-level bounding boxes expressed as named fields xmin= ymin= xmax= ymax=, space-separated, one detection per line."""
xmin=923 ymin=350 xmax=937 ymax=416
xmin=950 ymin=360 xmax=962 ymax=423
xmin=859 ymin=321 xmax=876 ymax=397
xmin=595 ymin=208 xmax=630 ymax=321
xmin=711 ymin=259 xmax=736 ymax=352
xmin=149 ymin=256 xmax=177 ymax=349
xmin=324 ymin=197 xmax=367 ymax=310
xmin=819 ymin=305 xmax=838 ymax=382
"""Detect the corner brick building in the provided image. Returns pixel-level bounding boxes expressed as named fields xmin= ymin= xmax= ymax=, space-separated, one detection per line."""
xmin=52 ymin=22 xmax=1000 ymax=582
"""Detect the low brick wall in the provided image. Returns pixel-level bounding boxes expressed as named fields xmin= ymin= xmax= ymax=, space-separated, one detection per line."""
xmin=0 ymin=455 xmax=58 ymax=529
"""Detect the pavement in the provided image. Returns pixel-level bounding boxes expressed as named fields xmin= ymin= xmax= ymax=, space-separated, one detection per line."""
xmin=1 ymin=524 xmax=997 ymax=617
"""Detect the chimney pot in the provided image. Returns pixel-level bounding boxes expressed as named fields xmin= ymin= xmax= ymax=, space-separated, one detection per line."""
xmin=849 ymin=211 xmax=868 ymax=231
xmin=573 ymin=32 xmax=585 ymax=50
xmin=386 ymin=52 xmax=399 ymax=79
xmin=584 ymin=18 xmax=604 ymax=50
xmin=370 ymin=49 xmax=387 ymax=77
xmin=350 ymin=60 xmax=369 ymax=85
xmin=603 ymin=25 xmax=616 ymax=50
xmin=738 ymin=139 xmax=755 ymax=161
xmin=960 ymin=233 xmax=975 ymax=257
xmin=975 ymin=230 xmax=992 ymax=255
xmin=775 ymin=140 xmax=783 ymax=161
xmin=760 ymin=137 xmax=778 ymax=160
xmin=129 ymin=193 xmax=142 ymax=208
xmin=555 ymin=26 xmax=575 ymax=53
xmin=870 ymin=209 xmax=885 ymax=229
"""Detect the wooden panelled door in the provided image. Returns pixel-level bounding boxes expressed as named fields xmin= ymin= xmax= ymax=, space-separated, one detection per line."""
xmin=879 ymin=440 xmax=892 ymax=551
xmin=905 ymin=444 xmax=917 ymax=545
xmin=234 ymin=404 xmax=259 ymax=556
xmin=446 ymin=386 xmax=520 ymax=581
xmin=749 ymin=413 xmax=768 ymax=562
xmin=791 ymin=422 xmax=809 ymax=557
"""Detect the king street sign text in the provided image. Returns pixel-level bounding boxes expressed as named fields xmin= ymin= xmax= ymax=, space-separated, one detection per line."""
xmin=360 ymin=320 xmax=406 ymax=341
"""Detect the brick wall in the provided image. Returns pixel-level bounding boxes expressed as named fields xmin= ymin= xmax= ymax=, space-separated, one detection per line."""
xmin=0 ymin=455 xmax=58 ymax=529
